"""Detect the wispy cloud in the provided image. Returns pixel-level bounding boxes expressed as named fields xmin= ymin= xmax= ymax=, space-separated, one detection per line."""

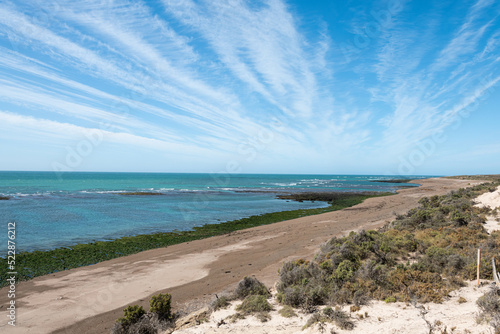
xmin=0 ymin=0 xmax=498 ymax=173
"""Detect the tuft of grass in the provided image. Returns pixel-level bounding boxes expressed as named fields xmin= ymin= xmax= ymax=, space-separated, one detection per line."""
xmin=212 ymin=296 xmax=230 ymax=311
xmin=255 ymin=312 xmax=272 ymax=322
xmin=278 ymin=305 xmax=297 ymax=318
xmin=303 ymin=313 xmax=327 ymax=330
xmin=349 ymin=305 xmax=360 ymax=312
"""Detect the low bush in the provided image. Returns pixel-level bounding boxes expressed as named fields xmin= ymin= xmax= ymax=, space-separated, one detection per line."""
xmin=477 ymin=287 xmax=500 ymax=333
xmin=236 ymin=295 xmax=273 ymax=314
xmin=212 ymin=295 xmax=230 ymax=311
xmin=149 ymin=293 xmax=173 ymax=320
xmin=117 ymin=305 xmax=146 ymax=327
xmin=113 ymin=294 xmax=176 ymax=334
xmin=323 ymin=307 xmax=354 ymax=330
xmin=278 ymin=305 xmax=297 ymax=318
xmin=234 ymin=276 xmax=270 ymax=299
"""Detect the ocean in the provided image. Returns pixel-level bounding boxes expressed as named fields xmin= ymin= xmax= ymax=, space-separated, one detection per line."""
xmin=0 ymin=172 xmax=428 ymax=252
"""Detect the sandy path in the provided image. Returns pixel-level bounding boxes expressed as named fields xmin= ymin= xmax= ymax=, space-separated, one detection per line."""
xmin=0 ymin=177 xmax=481 ymax=334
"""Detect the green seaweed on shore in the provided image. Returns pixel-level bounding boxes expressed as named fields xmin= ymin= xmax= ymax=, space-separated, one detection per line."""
xmin=0 ymin=193 xmax=385 ymax=287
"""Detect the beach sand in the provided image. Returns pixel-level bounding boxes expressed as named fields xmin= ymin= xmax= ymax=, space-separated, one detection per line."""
xmin=0 ymin=177 xmax=485 ymax=334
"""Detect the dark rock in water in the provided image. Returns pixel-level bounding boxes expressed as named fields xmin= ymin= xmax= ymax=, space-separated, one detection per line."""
xmin=0 ymin=196 xmax=9 ymax=200
xmin=369 ymin=179 xmax=413 ymax=183
xmin=118 ymin=192 xmax=164 ymax=196
xmin=276 ymin=191 xmax=381 ymax=203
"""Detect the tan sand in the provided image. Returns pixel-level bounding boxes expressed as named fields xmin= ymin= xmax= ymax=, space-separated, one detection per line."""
xmin=474 ymin=185 xmax=500 ymax=233
xmin=0 ymin=177 xmax=483 ymax=334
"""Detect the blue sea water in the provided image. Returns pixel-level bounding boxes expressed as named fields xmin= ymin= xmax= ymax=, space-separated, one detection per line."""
xmin=0 ymin=172 xmax=428 ymax=252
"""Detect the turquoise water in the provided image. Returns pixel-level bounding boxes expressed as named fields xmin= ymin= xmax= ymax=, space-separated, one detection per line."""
xmin=0 ymin=172 xmax=427 ymax=252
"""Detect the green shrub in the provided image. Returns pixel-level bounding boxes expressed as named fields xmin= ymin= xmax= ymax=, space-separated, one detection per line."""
xmin=118 ymin=305 xmax=146 ymax=326
xmin=149 ymin=293 xmax=173 ymax=320
xmin=212 ymin=296 xmax=230 ymax=311
xmin=234 ymin=277 xmax=270 ymax=299
xmin=236 ymin=295 xmax=273 ymax=314
xmin=279 ymin=286 xmax=306 ymax=308
xmin=333 ymin=260 xmax=358 ymax=283
xmin=279 ymin=305 xmax=297 ymax=318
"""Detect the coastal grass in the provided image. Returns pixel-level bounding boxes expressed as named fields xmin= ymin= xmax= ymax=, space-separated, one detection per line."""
xmin=0 ymin=192 xmax=386 ymax=287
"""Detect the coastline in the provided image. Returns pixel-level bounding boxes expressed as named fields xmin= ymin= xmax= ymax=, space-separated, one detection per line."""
xmin=0 ymin=177 xmax=483 ymax=333
xmin=0 ymin=192 xmax=382 ymax=287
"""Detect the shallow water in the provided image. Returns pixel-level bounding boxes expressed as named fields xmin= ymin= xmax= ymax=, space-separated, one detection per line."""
xmin=0 ymin=172 xmax=427 ymax=252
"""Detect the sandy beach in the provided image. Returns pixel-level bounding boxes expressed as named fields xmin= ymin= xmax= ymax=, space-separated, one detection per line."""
xmin=0 ymin=177 xmax=486 ymax=334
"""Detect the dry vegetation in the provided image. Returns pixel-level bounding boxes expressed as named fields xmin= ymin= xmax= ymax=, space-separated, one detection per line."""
xmin=275 ymin=181 xmax=500 ymax=331
xmin=112 ymin=293 xmax=176 ymax=334
xmin=476 ymin=286 xmax=500 ymax=333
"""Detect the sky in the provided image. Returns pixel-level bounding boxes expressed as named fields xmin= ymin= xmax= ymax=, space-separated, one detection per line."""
xmin=0 ymin=0 xmax=499 ymax=176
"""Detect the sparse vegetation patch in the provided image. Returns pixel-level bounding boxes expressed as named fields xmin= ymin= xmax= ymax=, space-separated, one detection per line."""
xmin=276 ymin=181 xmax=500 ymax=329
xmin=113 ymin=293 xmax=176 ymax=334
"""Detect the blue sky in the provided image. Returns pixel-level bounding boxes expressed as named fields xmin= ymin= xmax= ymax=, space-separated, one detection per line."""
xmin=0 ymin=0 xmax=499 ymax=175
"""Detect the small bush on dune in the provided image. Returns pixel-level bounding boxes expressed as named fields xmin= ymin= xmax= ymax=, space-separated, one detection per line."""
xmin=212 ymin=295 xmax=230 ymax=311
xmin=118 ymin=305 xmax=146 ymax=327
xmin=236 ymin=295 xmax=273 ymax=314
xmin=113 ymin=294 xmax=176 ymax=334
xmin=278 ymin=305 xmax=297 ymax=318
xmin=149 ymin=293 xmax=173 ymax=320
xmin=477 ymin=287 xmax=500 ymax=316
xmin=323 ymin=307 xmax=354 ymax=330
xmin=477 ymin=287 xmax=500 ymax=333
xmin=234 ymin=276 xmax=270 ymax=299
